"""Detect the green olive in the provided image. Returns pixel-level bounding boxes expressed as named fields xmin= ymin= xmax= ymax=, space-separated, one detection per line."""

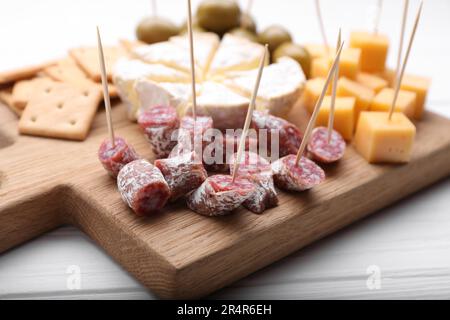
xmin=258 ymin=25 xmax=293 ymax=53
xmin=273 ymin=43 xmax=311 ymax=78
xmin=136 ymin=16 xmax=180 ymax=44
xmin=240 ymin=13 xmax=257 ymax=33
xmin=196 ymin=0 xmax=241 ymax=35
xmin=229 ymin=28 xmax=258 ymax=42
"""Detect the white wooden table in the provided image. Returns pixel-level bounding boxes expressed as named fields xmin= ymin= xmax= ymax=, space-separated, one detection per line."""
xmin=1 ymin=0 xmax=449 ymax=300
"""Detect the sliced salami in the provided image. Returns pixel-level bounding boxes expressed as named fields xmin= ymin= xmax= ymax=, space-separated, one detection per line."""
xmin=204 ymin=131 xmax=259 ymax=173
xmin=138 ymin=105 xmax=179 ymax=159
xmin=155 ymin=151 xmax=208 ymax=201
xmin=307 ymin=127 xmax=346 ymax=163
xmin=172 ymin=115 xmax=214 ymax=157
xmin=271 ymin=155 xmax=325 ymax=192
xmin=229 ymin=152 xmax=278 ymax=214
xmin=187 ymin=175 xmax=255 ymax=217
xmin=251 ymin=110 xmax=302 ymax=158
xmin=117 ymin=159 xmax=171 ymax=216
xmin=98 ymin=137 xmax=140 ymax=178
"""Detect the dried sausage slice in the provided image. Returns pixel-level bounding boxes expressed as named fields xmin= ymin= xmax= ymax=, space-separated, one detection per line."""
xmin=98 ymin=137 xmax=140 ymax=178
xmin=272 ymin=155 xmax=325 ymax=191
xmin=155 ymin=151 xmax=208 ymax=201
xmin=251 ymin=110 xmax=302 ymax=157
xmin=229 ymin=152 xmax=278 ymax=214
xmin=138 ymin=105 xmax=179 ymax=159
xmin=307 ymin=127 xmax=346 ymax=163
xmin=117 ymin=159 xmax=170 ymax=216
xmin=172 ymin=115 xmax=214 ymax=157
xmin=187 ymin=175 xmax=255 ymax=217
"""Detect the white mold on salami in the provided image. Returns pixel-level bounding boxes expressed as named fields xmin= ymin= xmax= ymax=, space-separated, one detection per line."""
xmin=187 ymin=175 xmax=255 ymax=217
xmin=272 ymin=155 xmax=325 ymax=192
xmin=98 ymin=137 xmax=140 ymax=178
xmin=117 ymin=159 xmax=170 ymax=216
xmin=155 ymin=151 xmax=208 ymax=201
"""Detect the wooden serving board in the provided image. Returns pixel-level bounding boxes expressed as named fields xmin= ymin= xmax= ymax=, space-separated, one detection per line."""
xmin=1 ymin=101 xmax=449 ymax=299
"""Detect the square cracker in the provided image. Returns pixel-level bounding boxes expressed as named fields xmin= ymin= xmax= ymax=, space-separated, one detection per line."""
xmin=0 ymin=60 xmax=56 ymax=85
xmin=12 ymin=77 xmax=56 ymax=110
xmin=69 ymin=46 xmax=124 ymax=83
xmin=19 ymin=81 xmax=103 ymax=141
xmin=43 ymin=58 xmax=118 ymax=98
xmin=0 ymin=88 xmax=22 ymax=116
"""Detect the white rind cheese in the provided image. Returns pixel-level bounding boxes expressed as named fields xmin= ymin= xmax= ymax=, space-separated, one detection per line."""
xmin=223 ymin=57 xmax=306 ymax=117
xmin=113 ymin=58 xmax=190 ymax=120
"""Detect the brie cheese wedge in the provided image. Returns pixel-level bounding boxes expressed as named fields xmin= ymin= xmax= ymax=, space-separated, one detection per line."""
xmin=114 ymin=58 xmax=190 ymax=120
xmin=223 ymin=57 xmax=305 ymax=117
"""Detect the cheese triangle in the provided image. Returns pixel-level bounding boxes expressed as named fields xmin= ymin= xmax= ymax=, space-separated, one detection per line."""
xmin=223 ymin=57 xmax=305 ymax=117
xmin=208 ymin=34 xmax=267 ymax=77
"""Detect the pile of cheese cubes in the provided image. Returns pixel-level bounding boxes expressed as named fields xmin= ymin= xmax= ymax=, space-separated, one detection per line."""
xmin=301 ymin=31 xmax=431 ymax=164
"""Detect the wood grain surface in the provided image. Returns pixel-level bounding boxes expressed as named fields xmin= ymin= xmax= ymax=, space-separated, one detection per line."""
xmin=1 ymin=98 xmax=449 ymax=298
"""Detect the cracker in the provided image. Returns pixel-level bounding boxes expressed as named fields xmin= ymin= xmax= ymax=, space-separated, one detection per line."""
xmin=18 ymin=81 xmax=102 ymax=141
xmin=12 ymin=77 xmax=56 ymax=110
xmin=69 ymin=46 xmax=124 ymax=83
xmin=43 ymin=58 xmax=118 ymax=98
xmin=0 ymin=60 xmax=57 ymax=85
xmin=0 ymin=88 xmax=22 ymax=116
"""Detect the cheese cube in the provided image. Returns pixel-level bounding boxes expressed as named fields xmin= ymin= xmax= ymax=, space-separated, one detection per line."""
xmin=350 ymin=31 xmax=389 ymax=73
xmin=305 ymin=44 xmax=330 ymax=59
xmin=354 ymin=111 xmax=416 ymax=163
xmin=370 ymin=88 xmax=417 ymax=119
xmin=337 ymin=77 xmax=375 ymax=122
xmin=310 ymin=48 xmax=361 ymax=80
xmin=301 ymin=78 xmax=331 ymax=113
xmin=400 ymin=74 xmax=431 ymax=119
xmin=356 ymin=72 xmax=388 ymax=93
xmin=315 ymin=96 xmax=356 ymax=141
xmin=376 ymin=68 xmax=396 ymax=86
xmin=310 ymin=57 xmax=330 ymax=79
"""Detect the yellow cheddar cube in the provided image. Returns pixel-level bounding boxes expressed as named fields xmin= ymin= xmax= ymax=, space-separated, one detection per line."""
xmin=376 ymin=68 xmax=397 ymax=86
xmin=350 ymin=31 xmax=389 ymax=73
xmin=305 ymin=43 xmax=330 ymax=59
xmin=315 ymin=96 xmax=356 ymax=141
xmin=356 ymin=72 xmax=388 ymax=93
xmin=310 ymin=48 xmax=361 ymax=80
xmin=370 ymin=88 xmax=417 ymax=119
xmin=301 ymin=78 xmax=331 ymax=113
xmin=400 ymin=74 xmax=431 ymax=119
xmin=310 ymin=57 xmax=330 ymax=79
xmin=337 ymin=77 xmax=375 ymax=122
xmin=354 ymin=111 xmax=416 ymax=163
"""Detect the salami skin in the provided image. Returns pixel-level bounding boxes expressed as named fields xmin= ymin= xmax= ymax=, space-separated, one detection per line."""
xmin=98 ymin=137 xmax=140 ymax=178
xmin=307 ymin=127 xmax=346 ymax=163
xmin=187 ymin=175 xmax=255 ymax=217
xmin=171 ymin=115 xmax=214 ymax=157
xmin=271 ymin=155 xmax=325 ymax=191
xmin=138 ymin=105 xmax=180 ymax=159
xmin=155 ymin=151 xmax=208 ymax=201
xmin=204 ymin=132 xmax=259 ymax=173
xmin=229 ymin=152 xmax=278 ymax=214
xmin=117 ymin=159 xmax=171 ymax=216
xmin=251 ymin=110 xmax=302 ymax=158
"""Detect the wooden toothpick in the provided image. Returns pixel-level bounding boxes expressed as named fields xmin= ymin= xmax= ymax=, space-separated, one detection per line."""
xmin=315 ymin=0 xmax=330 ymax=56
xmin=232 ymin=45 xmax=268 ymax=182
xmin=96 ymin=26 xmax=115 ymax=147
xmin=296 ymin=41 xmax=345 ymax=165
xmin=389 ymin=1 xmax=423 ymax=120
xmin=152 ymin=0 xmax=157 ymax=17
xmin=395 ymin=0 xmax=409 ymax=87
xmin=374 ymin=0 xmax=383 ymax=35
xmin=327 ymin=28 xmax=342 ymax=143
xmin=187 ymin=0 xmax=197 ymax=120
